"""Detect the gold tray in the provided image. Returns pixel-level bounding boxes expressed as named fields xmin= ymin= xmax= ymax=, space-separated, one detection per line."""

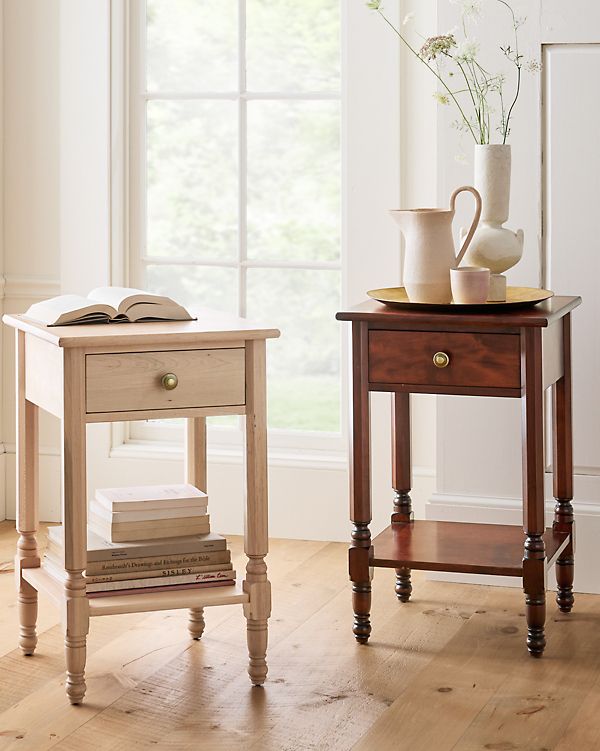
xmin=367 ymin=286 xmax=554 ymax=312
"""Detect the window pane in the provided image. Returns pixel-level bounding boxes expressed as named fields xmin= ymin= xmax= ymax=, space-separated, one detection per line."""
xmin=146 ymin=265 xmax=238 ymax=315
xmin=147 ymin=100 xmax=238 ymax=261
xmin=247 ymin=101 xmax=340 ymax=262
xmin=246 ymin=268 xmax=340 ymax=432
xmin=147 ymin=0 xmax=238 ymax=92
xmin=246 ymin=0 xmax=340 ymax=91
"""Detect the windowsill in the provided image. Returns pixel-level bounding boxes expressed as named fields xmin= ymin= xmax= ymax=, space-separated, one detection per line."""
xmin=109 ymin=439 xmax=349 ymax=471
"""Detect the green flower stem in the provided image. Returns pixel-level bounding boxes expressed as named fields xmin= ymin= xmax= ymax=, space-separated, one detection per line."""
xmin=496 ymin=0 xmax=522 ymax=142
xmin=454 ymin=58 xmax=479 ymax=121
xmin=455 ymin=57 xmax=485 ymax=143
xmin=503 ymin=63 xmax=521 ymax=143
xmin=376 ymin=9 xmax=478 ymax=143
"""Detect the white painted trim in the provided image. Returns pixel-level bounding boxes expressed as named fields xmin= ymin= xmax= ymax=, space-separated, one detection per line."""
xmin=144 ymin=91 xmax=341 ymax=101
xmin=0 ymin=0 xmax=4 ymax=523
xmin=3 ymin=444 xmax=62 ymax=458
xmin=109 ymin=0 xmax=129 ymax=288
xmin=109 ymin=437 xmax=437 ymax=476
xmin=428 ymin=491 xmax=600 ymax=519
xmin=2 ymin=275 xmax=60 ymax=300
xmin=0 ymin=454 xmax=5 ymax=522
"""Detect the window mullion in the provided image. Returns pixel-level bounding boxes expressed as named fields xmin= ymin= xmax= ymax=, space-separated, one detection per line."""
xmin=238 ymin=0 xmax=248 ymax=319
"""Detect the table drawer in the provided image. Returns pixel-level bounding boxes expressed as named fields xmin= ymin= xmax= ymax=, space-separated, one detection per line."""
xmin=86 ymin=348 xmax=245 ymax=414
xmin=369 ymin=330 xmax=521 ymax=390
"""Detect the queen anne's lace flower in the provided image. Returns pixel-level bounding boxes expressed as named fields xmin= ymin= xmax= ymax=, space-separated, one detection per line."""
xmin=419 ymin=35 xmax=457 ymax=62
xmin=367 ymin=0 xmax=536 ymax=145
xmin=450 ymin=0 xmax=482 ymax=19
xmin=433 ymin=92 xmax=450 ymax=105
xmin=455 ymin=40 xmax=480 ymax=62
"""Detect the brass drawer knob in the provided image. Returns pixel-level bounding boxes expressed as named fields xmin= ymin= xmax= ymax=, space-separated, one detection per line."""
xmin=433 ymin=352 xmax=450 ymax=369
xmin=161 ymin=373 xmax=179 ymax=390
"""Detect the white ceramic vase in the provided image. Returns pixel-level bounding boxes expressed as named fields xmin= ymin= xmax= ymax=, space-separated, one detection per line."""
xmin=461 ymin=144 xmax=524 ymax=274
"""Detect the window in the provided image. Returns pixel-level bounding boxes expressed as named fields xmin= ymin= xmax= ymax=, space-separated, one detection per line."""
xmin=129 ymin=0 xmax=343 ymax=444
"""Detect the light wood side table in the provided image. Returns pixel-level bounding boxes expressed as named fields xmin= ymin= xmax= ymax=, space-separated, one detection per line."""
xmin=2 ymin=310 xmax=279 ymax=704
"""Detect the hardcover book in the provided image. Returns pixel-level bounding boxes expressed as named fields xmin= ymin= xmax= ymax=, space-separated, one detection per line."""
xmin=95 ymin=484 xmax=207 ymax=513
xmin=91 ymin=502 xmax=208 ymax=524
xmin=43 ymin=558 xmax=235 ymax=593
xmin=24 ymin=287 xmax=194 ymax=326
xmin=47 ymin=525 xmax=226 ymax=561
xmin=88 ymin=516 xmax=210 ymax=543
xmin=81 ymin=549 xmax=232 ymax=576
xmin=43 ymin=550 xmax=233 ymax=583
xmin=87 ymin=580 xmax=235 ymax=599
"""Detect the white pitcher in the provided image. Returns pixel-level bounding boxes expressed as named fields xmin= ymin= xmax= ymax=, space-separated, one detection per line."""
xmin=389 ymin=186 xmax=482 ymax=304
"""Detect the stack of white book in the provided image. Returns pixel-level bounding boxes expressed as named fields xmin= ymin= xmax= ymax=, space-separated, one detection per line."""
xmin=90 ymin=484 xmax=210 ymax=542
xmin=43 ymin=484 xmax=236 ymax=598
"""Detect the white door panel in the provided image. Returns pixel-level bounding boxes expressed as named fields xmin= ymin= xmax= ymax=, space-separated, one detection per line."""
xmin=544 ymin=44 xmax=600 ymax=476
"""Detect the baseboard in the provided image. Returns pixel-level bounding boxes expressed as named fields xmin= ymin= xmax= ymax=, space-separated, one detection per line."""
xmin=0 ymin=450 xmax=6 ymax=521
xmin=426 ymin=492 xmax=600 ymax=594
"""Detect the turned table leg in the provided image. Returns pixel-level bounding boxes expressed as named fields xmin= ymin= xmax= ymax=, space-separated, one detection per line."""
xmin=521 ymin=328 xmax=547 ymax=657
xmin=15 ymin=332 xmax=40 ymax=656
xmin=188 ymin=608 xmax=206 ymax=640
xmin=349 ymin=322 xmax=372 ymax=643
xmin=392 ymin=392 xmax=412 ymax=603
xmin=186 ymin=417 xmax=208 ymax=638
xmin=553 ymin=314 xmax=575 ymax=613
xmin=243 ymin=340 xmax=270 ymax=686
xmin=62 ymin=350 xmax=90 ymax=703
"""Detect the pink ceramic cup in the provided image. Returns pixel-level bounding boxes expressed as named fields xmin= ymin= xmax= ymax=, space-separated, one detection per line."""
xmin=450 ymin=266 xmax=490 ymax=304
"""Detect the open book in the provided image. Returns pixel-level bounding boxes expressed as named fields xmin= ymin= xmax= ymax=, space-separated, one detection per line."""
xmin=24 ymin=287 xmax=195 ymax=326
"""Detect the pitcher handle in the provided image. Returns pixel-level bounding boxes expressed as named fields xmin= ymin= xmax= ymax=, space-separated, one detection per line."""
xmin=450 ymin=186 xmax=482 ymax=267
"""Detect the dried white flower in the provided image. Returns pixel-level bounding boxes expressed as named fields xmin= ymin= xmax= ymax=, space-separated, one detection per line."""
xmin=455 ymin=152 xmax=469 ymax=165
xmin=433 ymin=92 xmax=451 ymax=105
xmin=489 ymin=73 xmax=506 ymax=92
xmin=402 ymin=12 xmax=415 ymax=26
xmin=450 ymin=0 xmax=482 ymax=20
xmin=525 ymin=59 xmax=542 ymax=73
xmin=455 ymin=39 xmax=480 ymax=62
xmin=419 ymin=34 xmax=457 ymax=61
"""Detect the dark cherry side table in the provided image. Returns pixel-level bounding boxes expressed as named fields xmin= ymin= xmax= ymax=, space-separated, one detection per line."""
xmin=336 ymin=296 xmax=581 ymax=657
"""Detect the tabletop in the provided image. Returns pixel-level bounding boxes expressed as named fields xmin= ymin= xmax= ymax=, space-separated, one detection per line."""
xmin=336 ymin=296 xmax=581 ymax=329
xmin=2 ymin=307 xmax=281 ymax=348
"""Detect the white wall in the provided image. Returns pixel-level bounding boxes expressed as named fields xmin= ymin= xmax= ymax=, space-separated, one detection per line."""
xmin=2 ymin=0 xmax=62 ymax=522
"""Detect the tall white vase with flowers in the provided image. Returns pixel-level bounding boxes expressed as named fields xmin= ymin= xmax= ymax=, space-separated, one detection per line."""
xmin=368 ymin=0 xmax=540 ymax=300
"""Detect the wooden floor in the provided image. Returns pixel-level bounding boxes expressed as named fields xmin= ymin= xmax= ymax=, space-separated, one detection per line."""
xmin=0 ymin=522 xmax=598 ymax=750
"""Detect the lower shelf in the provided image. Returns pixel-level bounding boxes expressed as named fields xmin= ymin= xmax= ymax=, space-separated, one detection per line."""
xmin=371 ymin=521 xmax=571 ymax=577
xmin=22 ymin=566 xmax=249 ymax=617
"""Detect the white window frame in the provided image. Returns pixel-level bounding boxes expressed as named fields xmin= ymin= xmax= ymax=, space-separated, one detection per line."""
xmin=108 ymin=0 xmax=401 ymax=472
xmin=124 ymin=0 xmax=346 ymax=458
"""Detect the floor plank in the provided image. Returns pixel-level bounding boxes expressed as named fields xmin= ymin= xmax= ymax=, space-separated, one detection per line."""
xmin=0 ymin=535 xmax=326 ymax=750
xmin=0 ymin=527 xmax=597 ymax=751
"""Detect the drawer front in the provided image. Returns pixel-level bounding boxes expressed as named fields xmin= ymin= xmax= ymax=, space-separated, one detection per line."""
xmin=86 ymin=348 xmax=245 ymax=414
xmin=369 ymin=331 xmax=520 ymax=389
